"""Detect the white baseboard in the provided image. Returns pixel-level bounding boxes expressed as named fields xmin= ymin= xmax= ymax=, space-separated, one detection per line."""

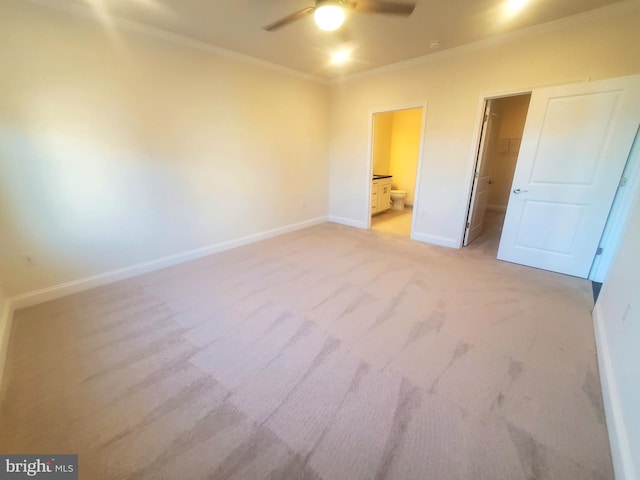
xmin=1 ymin=216 xmax=328 ymax=390
xmin=593 ymin=304 xmax=637 ymax=480
xmin=487 ymin=204 xmax=507 ymax=213
xmin=411 ymin=232 xmax=460 ymax=249
xmin=328 ymin=215 xmax=367 ymax=229
xmin=10 ymin=216 xmax=328 ymax=311
xmin=0 ymin=300 xmax=14 ymax=391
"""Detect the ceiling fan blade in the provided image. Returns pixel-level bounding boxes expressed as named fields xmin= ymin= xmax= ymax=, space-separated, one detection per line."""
xmin=353 ymin=0 xmax=415 ymax=16
xmin=263 ymin=7 xmax=316 ymax=31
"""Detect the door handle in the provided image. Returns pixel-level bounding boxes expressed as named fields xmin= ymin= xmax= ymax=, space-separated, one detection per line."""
xmin=513 ymin=188 xmax=528 ymax=194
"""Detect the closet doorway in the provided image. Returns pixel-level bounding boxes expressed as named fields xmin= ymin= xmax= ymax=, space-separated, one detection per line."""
xmin=464 ymin=93 xmax=531 ymax=251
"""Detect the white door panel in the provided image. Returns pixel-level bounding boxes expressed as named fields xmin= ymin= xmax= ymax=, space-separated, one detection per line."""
xmin=529 ymin=92 xmax=620 ymax=185
xmin=465 ymin=101 xmax=496 ymax=246
xmin=467 ymin=176 xmax=491 ymax=243
xmin=498 ymin=75 xmax=640 ymax=277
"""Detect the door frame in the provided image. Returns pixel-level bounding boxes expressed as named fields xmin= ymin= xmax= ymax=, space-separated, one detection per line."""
xmin=589 ymin=124 xmax=640 ymax=282
xmin=366 ymin=102 xmax=428 ymax=241
xmin=465 ymin=75 xmax=640 ymax=277
xmin=460 ymin=89 xmax=532 ymax=248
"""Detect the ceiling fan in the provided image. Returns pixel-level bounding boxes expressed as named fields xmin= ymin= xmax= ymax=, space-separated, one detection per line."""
xmin=263 ymin=0 xmax=416 ymax=32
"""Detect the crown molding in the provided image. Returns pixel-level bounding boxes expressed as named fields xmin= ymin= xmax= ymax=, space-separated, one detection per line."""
xmin=21 ymin=0 xmax=640 ymax=87
xmin=330 ymin=0 xmax=640 ymax=84
xmin=26 ymin=0 xmax=328 ymax=84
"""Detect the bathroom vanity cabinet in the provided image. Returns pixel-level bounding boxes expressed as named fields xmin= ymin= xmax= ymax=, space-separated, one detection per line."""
xmin=371 ymin=176 xmax=392 ymax=215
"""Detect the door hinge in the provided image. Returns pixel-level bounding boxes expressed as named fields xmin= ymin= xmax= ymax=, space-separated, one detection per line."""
xmin=474 ymin=171 xmax=479 ymax=178
xmin=619 ymin=176 xmax=628 ymax=188
xmin=596 ymin=247 xmax=603 ymax=255
xmin=484 ymin=114 xmax=488 ymax=122
xmin=466 ymin=222 xmax=470 ymax=228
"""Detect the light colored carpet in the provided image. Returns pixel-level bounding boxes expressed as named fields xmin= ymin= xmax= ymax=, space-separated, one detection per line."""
xmin=0 ymin=221 xmax=612 ymax=479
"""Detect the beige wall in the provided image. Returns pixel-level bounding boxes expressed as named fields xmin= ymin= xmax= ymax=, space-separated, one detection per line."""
xmin=595 ymin=187 xmax=640 ymax=479
xmin=487 ymin=94 xmax=531 ymax=209
xmin=372 ymin=112 xmax=393 ymax=175
xmin=389 ymin=108 xmax=421 ymax=205
xmin=0 ymin=0 xmax=330 ymax=296
xmin=328 ymin=2 xmax=640 ymax=244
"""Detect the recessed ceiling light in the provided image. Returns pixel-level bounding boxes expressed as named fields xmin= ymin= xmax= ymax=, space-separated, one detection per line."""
xmin=331 ymin=49 xmax=351 ymax=64
xmin=505 ymin=0 xmax=529 ymax=16
xmin=509 ymin=0 xmax=529 ymax=9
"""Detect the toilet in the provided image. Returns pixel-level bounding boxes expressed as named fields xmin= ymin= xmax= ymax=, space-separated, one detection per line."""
xmin=390 ymin=190 xmax=407 ymax=211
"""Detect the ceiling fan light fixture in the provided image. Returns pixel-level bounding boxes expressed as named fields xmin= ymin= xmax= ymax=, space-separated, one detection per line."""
xmin=314 ymin=4 xmax=345 ymax=31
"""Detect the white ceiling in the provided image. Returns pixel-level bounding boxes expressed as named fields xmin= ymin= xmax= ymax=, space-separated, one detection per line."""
xmin=62 ymin=0 xmax=628 ymax=78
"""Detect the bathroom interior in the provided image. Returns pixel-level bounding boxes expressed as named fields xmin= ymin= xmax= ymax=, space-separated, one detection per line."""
xmin=464 ymin=93 xmax=532 ymax=252
xmin=370 ymin=107 xmax=422 ymax=237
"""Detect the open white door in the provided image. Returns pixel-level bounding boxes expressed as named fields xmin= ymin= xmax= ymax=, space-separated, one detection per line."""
xmin=464 ymin=101 xmax=496 ymax=246
xmin=498 ymin=75 xmax=640 ymax=277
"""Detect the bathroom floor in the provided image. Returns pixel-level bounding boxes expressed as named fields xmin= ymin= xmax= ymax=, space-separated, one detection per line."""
xmin=371 ymin=206 xmax=413 ymax=236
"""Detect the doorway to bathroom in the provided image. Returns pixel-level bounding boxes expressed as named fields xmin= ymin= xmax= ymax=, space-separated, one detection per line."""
xmin=368 ymin=105 xmax=425 ymax=238
xmin=464 ymin=93 xmax=531 ymax=253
